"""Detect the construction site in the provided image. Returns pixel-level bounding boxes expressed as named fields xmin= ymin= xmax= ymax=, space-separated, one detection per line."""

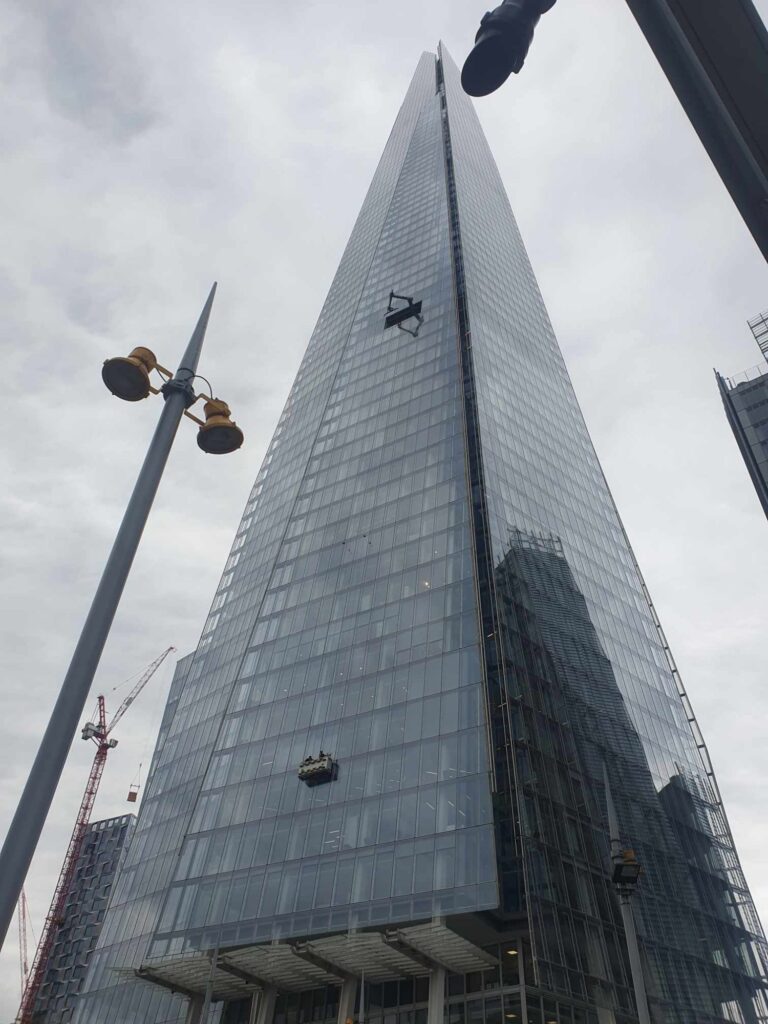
xmin=14 ymin=647 xmax=176 ymax=1024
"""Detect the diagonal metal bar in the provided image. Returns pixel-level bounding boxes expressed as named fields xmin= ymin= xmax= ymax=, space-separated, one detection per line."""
xmin=218 ymin=958 xmax=270 ymax=989
xmin=135 ymin=967 xmax=199 ymax=1000
xmin=290 ymin=942 xmax=355 ymax=981
xmin=382 ymin=931 xmax=450 ymax=973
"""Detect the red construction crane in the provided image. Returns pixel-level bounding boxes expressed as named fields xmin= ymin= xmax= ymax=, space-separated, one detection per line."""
xmin=16 ymin=645 xmax=176 ymax=1024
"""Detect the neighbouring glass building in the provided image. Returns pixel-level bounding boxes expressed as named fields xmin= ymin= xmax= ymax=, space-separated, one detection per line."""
xmin=717 ymin=310 xmax=768 ymax=519
xmin=73 ymin=47 xmax=768 ymax=1024
xmin=30 ymin=814 xmax=135 ymax=1023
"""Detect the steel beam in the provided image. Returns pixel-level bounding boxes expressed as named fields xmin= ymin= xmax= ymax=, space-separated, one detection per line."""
xmin=382 ymin=931 xmax=450 ymax=973
xmin=218 ymin=957 xmax=269 ymax=989
xmin=290 ymin=942 xmax=354 ymax=981
xmin=135 ymin=967 xmax=199 ymax=1000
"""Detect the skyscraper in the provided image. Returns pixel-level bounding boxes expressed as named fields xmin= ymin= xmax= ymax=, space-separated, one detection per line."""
xmin=29 ymin=813 xmax=135 ymax=1023
xmin=717 ymin=310 xmax=768 ymax=518
xmin=74 ymin=47 xmax=768 ymax=1024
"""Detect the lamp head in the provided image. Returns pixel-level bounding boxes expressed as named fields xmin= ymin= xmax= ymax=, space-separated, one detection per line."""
xmin=102 ymin=347 xmax=157 ymax=402
xmin=461 ymin=0 xmax=549 ymax=97
xmin=197 ymin=398 xmax=244 ymax=455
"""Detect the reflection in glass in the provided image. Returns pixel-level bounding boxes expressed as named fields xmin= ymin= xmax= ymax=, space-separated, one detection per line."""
xmin=487 ymin=528 xmax=766 ymax=1021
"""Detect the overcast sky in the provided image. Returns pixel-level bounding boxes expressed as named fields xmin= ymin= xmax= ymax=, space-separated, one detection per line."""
xmin=1 ymin=0 xmax=767 ymax=1015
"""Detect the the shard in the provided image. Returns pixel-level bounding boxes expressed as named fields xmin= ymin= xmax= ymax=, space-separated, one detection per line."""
xmin=74 ymin=46 xmax=768 ymax=1024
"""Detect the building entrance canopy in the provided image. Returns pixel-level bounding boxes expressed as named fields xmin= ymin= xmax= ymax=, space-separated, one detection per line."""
xmin=137 ymin=920 xmax=497 ymax=1000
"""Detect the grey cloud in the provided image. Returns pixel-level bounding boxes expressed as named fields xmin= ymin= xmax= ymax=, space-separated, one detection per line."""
xmin=38 ymin=1 xmax=158 ymax=141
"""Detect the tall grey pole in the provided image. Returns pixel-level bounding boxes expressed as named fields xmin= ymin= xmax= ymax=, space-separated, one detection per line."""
xmin=603 ymin=765 xmax=651 ymax=1024
xmin=0 ymin=284 xmax=217 ymax=948
xmin=620 ymin=0 xmax=768 ymax=265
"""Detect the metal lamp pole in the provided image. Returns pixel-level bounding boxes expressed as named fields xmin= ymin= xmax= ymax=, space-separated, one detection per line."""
xmin=0 ymin=284 xmax=236 ymax=947
xmin=460 ymin=0 xmax=768 ymax=265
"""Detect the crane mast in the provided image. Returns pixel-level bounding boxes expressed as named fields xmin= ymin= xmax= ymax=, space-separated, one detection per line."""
xmin=15 ymin=645 xmax=175 ymax=1024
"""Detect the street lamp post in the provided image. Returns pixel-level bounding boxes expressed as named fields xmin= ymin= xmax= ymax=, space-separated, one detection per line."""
xmin=0 ymin=283 xmax=243 ymax=948
xmin=460 ymin=0 xmax=768 ymax=265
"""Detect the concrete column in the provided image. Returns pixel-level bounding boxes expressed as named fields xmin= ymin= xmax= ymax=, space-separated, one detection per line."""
xmin=186 ymin=996 xmax=205 ymax=1024
xmin=337 ymin=977 xmax=357 ymax=1024
xmin=427 ymin=968 xmax=446 ymax=1024
xmin=254 ymin=986 xmax=278 ymax=1024
xmin=595 ymin=1008 xmax=617 ymax=1024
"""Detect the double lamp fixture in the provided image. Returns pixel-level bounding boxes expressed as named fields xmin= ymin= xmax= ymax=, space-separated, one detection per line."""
xmin=102 ymin=345 xmax=243 ymax=455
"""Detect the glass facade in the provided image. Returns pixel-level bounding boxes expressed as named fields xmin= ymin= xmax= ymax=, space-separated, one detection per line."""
xmin=148 ymin=46 xmax=497 ymax=954
xmin=439 ymin=47 xmax=768 ymax=1021
xmin=74 ymin=47 xmax=767 ymax=1024
xmin=30 ymin=814 xmax=135 ymax=1023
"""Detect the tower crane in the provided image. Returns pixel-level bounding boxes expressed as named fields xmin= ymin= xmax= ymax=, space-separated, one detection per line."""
xmin=15 ymin=645 xmax=176 ymax=1024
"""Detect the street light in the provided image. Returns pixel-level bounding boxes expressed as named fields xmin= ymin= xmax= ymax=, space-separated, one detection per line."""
xmin=460 ymin=0 xmax=768 ymax=264
xmin=461 ymin=0 xmax=556 ymax=96
xmin=194 ymin=398 xmax=244 ymax=455
xmin=103 ymin=342 xmax=243 ymax=455
xmin=102 ymin=346 xmax=165 ymax=402
xmin=0 ymin=283 xmax=243 ymax=948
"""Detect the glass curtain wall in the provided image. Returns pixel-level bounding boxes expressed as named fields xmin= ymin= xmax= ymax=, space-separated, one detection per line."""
xmin=438 ymin=44 xmax=768 ymax=1024
xmin=74 ymin=52 xmax=497 ymax=1024
xmin=147 ymin=46 xmax=497 ymax=959
xmin=73 ymin=45 xmax=768 ymax=1024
